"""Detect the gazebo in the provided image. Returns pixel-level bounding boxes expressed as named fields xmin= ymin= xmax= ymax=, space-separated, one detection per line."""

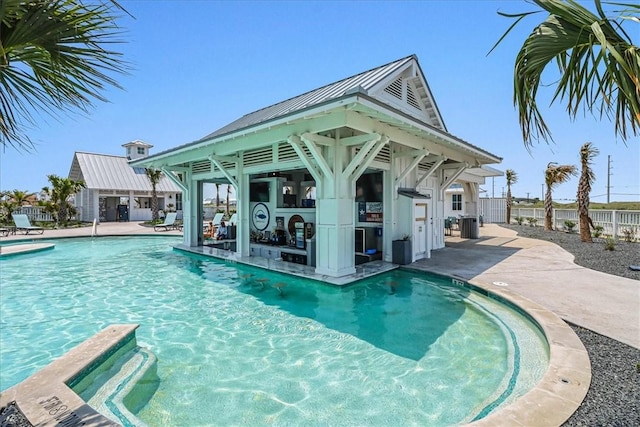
xmin=131 ymin=55 xmax=502 ymax=278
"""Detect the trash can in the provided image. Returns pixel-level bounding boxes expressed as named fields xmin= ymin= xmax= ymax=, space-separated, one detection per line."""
xmin=460 ymin=217 xmax=479 ymax=239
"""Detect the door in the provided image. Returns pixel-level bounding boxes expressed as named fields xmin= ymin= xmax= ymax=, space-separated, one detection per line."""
xmin=413 ymin=202 xmax=427 ymax=259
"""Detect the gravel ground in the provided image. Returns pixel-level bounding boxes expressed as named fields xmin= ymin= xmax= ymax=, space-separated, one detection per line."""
xmin=501 ymin=224 xmax=639 ymax=426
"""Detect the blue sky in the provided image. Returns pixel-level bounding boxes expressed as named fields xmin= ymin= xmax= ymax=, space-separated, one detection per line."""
xmin=1 ymin=0 xmax=638 ymax=202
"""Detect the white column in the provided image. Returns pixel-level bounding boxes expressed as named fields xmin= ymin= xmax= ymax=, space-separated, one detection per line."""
xmin=382 ymin=169 xmax=395 ymax=262
xmin=236 ymin=169 xmax=250 ymax=257
xmin=314 ymin=139 xmax=357 ymax=277
xmin=315 ymin=196 xmax=356 ymax=277
xmin=185 ymin=177 xmax=199 ymax=247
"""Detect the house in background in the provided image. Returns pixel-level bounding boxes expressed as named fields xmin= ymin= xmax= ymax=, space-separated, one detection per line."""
xmin=444 ymin=165 xmax=504 ymax=220
xmin=68 ymin=140 xmax=183 ymax=222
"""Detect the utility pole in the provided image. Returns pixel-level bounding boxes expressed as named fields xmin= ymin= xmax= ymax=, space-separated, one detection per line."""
xmin=607 ymin=155 xmax=612 ymax=204
xmin=526 ymin=192 xmax=530 ymax=203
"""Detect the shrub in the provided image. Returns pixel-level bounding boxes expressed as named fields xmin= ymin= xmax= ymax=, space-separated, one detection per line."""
xmin=563 ymin=220 xmax=576 ymax=232
xmin=514 ymin=216 xmax=524 ymax=225
xmin=592 ymin=225 xmax=604 ymax=238
xmin=604 ymin=236 xmax=616 ymax=251
xmin=526 ymin=217 xmax=538 ymax=227
xmin=621 ymin=227 xmax=636 ymax=243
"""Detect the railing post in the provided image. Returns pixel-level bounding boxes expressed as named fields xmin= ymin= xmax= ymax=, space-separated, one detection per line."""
xmin=612 ymin=210 xmax=618 ymax=239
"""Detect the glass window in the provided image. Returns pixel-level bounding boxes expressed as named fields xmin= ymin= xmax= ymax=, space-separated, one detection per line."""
xmin=137 ymin=147 xmax=145 ymax=155
xmin=175 ymin=193 xmax=183 ymax=211
xmin=452 ymin=194 xmax=462 ymax=211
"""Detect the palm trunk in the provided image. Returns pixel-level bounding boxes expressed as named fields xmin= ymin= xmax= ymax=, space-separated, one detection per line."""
xmin=579 ymin=213 xmax=592 ymax=242
xmin=506 ymin=187 xmax=512 ymax=224
xmin=544 ymin=189 xmax=553 ymax=230
xmin=151 ymin=188 xmax=159 ymax=221
xmin=58 ymin=201 xmax=68 ymax=225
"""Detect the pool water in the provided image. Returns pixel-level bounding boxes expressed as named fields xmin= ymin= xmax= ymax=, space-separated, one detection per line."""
xmin=0 ymin=237 xmax=548 ymax=426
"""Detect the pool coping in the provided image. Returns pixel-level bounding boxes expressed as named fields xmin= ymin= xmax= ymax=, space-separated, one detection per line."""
xmin=461 ymin=277 xmax=591 ymax=426
xmin=0 ymin=242 xmax=55 ymax=257
xmin=0 ymin=324 xmax=139 ymax=427
xmin=0 ymin=279 xmax=589 ymax=427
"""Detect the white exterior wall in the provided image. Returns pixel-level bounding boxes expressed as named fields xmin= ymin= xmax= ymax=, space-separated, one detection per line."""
xmin=443 ymin=189 xmax=465 ymax=219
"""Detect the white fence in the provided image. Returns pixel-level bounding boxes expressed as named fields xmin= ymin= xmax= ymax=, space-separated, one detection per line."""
xmin=12 ymin=206 xmax=81 ymax=223
xmin=512 ymin=208 xmax=640 ymax=239
xmin=12 ymin=206 xmax=54 ymax=222
xmin=480 ymin=198 xmax=506 ymax=224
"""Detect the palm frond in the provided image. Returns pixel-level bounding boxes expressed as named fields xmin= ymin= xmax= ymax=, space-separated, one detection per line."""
xmin=494 ymin=0 xmax=640 ymax=146
xmin=0 ymin=0 xmax=130 ymax=151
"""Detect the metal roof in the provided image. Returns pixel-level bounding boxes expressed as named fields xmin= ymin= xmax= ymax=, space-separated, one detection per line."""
xmin=198 ymin=54 xmax=441 ymax=142
xmin=69 ymin=152 xmax=182 ymax=192
xmin=134 ymin=55 xmax=500 ymax=166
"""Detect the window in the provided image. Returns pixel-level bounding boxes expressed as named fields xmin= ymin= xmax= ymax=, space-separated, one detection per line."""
xmin=175 ymin=193 xmax=183 ymax=211
xmin=137 ymin=147 xmax=145 ymax=155
xmin=452 ymin=194 xmax=462 ymax=211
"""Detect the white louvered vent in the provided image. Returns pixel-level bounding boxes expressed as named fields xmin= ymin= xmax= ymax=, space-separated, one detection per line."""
xmin=352 ymin=145 xmax=391 ymax=164
xmin=244 ymin=147 xmax=273 ymax=167
xmin=278 ymin=143 xmax=301 ymax=162
xmin=375 ymin=146 xmax=391 ymax=163
xmin=418 ymin=159 xmax=437 ymax=172
xmin=384 ymin=77 xmax=403 ymax=100
xmin=406 ymin=83 xmax=421 ymax=110
xmin=192 ymin=160 xmax=211 ymax=174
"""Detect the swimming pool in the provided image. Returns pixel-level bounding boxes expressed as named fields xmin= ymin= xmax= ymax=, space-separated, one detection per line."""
xmin=0 ymin=236 xmax=549 ymax=425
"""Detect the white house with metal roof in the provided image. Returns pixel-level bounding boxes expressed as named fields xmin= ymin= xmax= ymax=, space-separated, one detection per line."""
xmin=69 ymin=140 xmax=183 ymax=222
xmin=131 ymin=55 xmax=502 ymax=278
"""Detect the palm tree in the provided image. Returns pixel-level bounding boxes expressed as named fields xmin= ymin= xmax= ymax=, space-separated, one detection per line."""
xmin=491 ymin=0 xmax=639 ymax=146
xmin=0 ymin=0 xmax=130 ymax=151
xmin=145 ymin=169 xmax=163 ymax=221
xmin=215 ymin=184 xmax=221 ymax=213
xmin=225 ymin=185 xmax=233 ymax=216
xmin=505 ymin=169 xmax=518 ymax=224
xmin=577 ymin=142 xmax=599 ymax=242
xmin=6 ymin=189 xmax=35 ymax=206
xmin=544 ymin=162 xmax=577 ymax=230
xmin=1 ymin=189 xmax=35 ymax=221
xmin=42 ymin=175 xmax=85 ymax=226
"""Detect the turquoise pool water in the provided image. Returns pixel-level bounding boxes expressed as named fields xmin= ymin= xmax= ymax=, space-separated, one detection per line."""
xmin=0 ymin=237 xmax=548 ymax=426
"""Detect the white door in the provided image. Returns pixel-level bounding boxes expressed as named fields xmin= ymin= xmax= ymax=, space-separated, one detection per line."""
xmin=413 ymin=202 xmax=427 ymax=259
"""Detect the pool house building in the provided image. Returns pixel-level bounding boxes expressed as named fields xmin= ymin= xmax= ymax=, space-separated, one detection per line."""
xmin=131 ymin=55 xmax=502 ymax=279
xmin=69 ymin=140 xmax=183 ymax=222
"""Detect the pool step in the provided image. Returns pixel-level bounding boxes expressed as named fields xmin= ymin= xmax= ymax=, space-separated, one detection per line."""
xmin=85 ymin=346 xmax=158 ymax=427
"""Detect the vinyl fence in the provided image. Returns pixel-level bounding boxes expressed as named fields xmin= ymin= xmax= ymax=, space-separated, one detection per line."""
xmin=511 ymin=208 xmax=640 ymax=240
xmin=12 ymin=206 xmax=80 ymax=223
xmin=480 ymin=198 xmax=506 ymax=224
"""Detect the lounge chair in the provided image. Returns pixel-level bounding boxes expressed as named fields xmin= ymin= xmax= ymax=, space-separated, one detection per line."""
xmin=154 ymin=212 xmax=178 ymax=231
xmin=0 ymin=228 xmax=9 ymax=237
xmin=12 ymin=214 xmax=44 ymax=235
xmin=228 ymin=213 xmax=237 ymax=225
xmin=212 ymin=212 xmax=224 ymax=227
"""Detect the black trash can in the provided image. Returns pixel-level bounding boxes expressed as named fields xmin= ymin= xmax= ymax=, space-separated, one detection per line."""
xmin=460 ymin=217 xmax=479 ymax=239
xmin=392 ymin=239 xmax=412 ymax=265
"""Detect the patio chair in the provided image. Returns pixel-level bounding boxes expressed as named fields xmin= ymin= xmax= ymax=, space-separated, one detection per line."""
xmin=154 ymin=212 xmax=178 ymax=231
xmin=444 ymin=218 xmax=452 ymax=236
xmin=212 ymin=212 xmax=224 ymax=227
xmin=228 ymin=213 xmax=237 ymax=225
xmin=12 ymin=214 xmax=44 ymax=235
